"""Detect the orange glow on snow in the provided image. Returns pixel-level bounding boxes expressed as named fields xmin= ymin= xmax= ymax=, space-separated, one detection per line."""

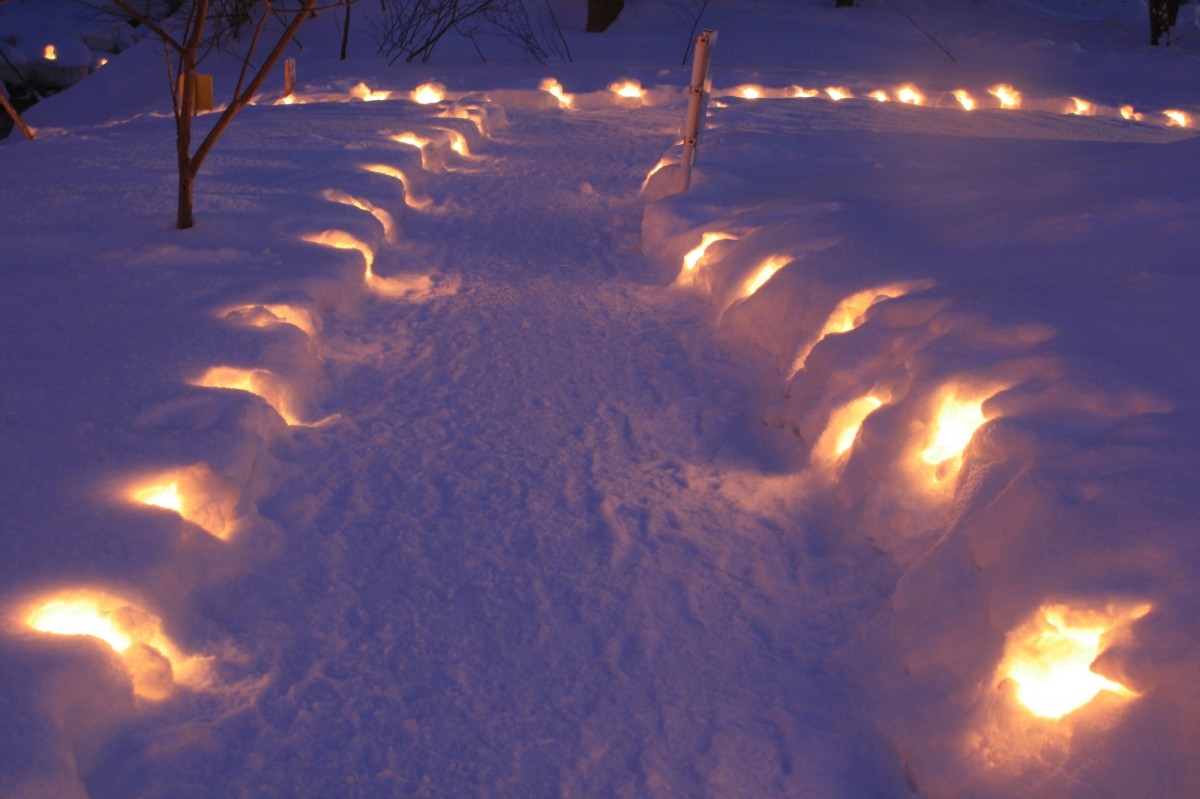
xmin=813 ymin=394 xmax=887 ymax=466
xmin=322 ymin=188 xmax=397 ymax=243
xmin=1119 ymin=105 xmax=1144 ymax=121
xmin=43 ymin=44 xmax=56 ymax=61
xmin=896 ymin=84 xmax=924 ymax=105
xmin=738 ymin=85 xmax=763 ymax=100
xmin=683 ymin=232 xmax=736 ymax=273
xmin=362 ymin=164 xmax=432 ymax=210
xmin=640 ymin=156 xmax=674 ymax=192
xmin=437 ymin=105 xmax=489 ymax=137
xmin=539 ymin=77 xmax=574 ymax=108
xmin=1068 ymin=97 xmax=1092 ymax=116
xmin=988 ymin=84 xmax=1021 ymax=109
xmin=920 ymin=393 xmax=988 ymax=466
xmin=869 ymin=90 xmax=889 ymax=103
xmin=133 ymin=480 xmax=182 ymax=514
xmin=953 ymin=90 xmax=976 ymax=111
xmin=222 ymin=303 xmax=317 ymax=337
xmin=302 ymin=229 xmax=375 ymax=271
xmin=1000 ymin=603 xmax=1151 ymax=719
xmin=609 ymin=79 xmax=645 ymax=99
xmin=27 ymin=595 xmax=132 ymax=651
xmin=791 ymin=86 xmax=820 ymax=98
xmin=350 ymin=81 xmax=392 ymax=102
xmin=191 ymin=366 xmax=302 ymax=426
xmin=411 ymin=82 xmax=445 ymax=104
xmin=825 ymin=87 xmax=851 ymax=101
xmin=128 ymin=466 xmax=237 ymax=540
xmin=391 ymin=132 xmax=435 ymax=170
xmin=439 ymin=128 xmax=471 ymax=156
xmin=678 ymin=232 xmax=736 ymax=285
xmin=24 ymin=591 xmax=210 ymax=700
xmin=1164 ymin=109 xmax=1192 ymax=128
xmin=722 ymin=255 xmax=792 ymax=316
xmin=914 ymin=384 xmax=1008 ymax=487
xmin=789 ymin=282 xmax=918 ymax=375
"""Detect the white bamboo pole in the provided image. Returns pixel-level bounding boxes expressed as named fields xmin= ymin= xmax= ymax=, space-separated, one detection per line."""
xmin=679 ymin=29 xmax=715 ymax=192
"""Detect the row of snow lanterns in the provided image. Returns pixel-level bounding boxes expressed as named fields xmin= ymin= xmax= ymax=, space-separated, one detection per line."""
xmin=676 ymin=238 xmax=1152 ymax=725
xmin=16 ymin=302 xmax=324 ymax=700
xmin=722 ymin=81 xmax=1193 ymax=127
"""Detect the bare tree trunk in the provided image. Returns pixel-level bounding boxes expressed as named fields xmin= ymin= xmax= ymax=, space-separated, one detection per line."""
xmin=587 ymin=0 xmax=623 ymax=32
xmin=341 ymin=1 xmax=351 ymax=59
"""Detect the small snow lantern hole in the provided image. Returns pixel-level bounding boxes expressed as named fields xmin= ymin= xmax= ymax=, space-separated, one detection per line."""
xmin=411 ymin=82 xmax=445 ymax=104
xmin=1164 ymin=110 xmax=1191 ymax=128
xmin=127 ymin=466 xmax=238 ymax=540
xmin=362 ymin=164 xmax=431 ymax=210
xmin=988 ymin=84 xmax=1021 ymax=109
xmin=24 ymin=591 xmax=210 ymax=700
xmin=539 ymin=77 xmax=574 ymax=109
xmin=869 ymin=90 xmax=889 ymax=103
xmin=678 ymin=232 xmax=736 ymax=285
xmin=814 ymin=393 xmax=888 ymax=467
xmin=896 ymin=84 xmax=924 ymax=105
xmin=350 ymin=82 xmax=391 ymax=102
xmin=953 ymin=90 xmax=976 ymax=111
xmin=609 ymin=79 xmax=645 ymax=100
xmin=825 ymin=87 xmax=851 ymax=101
xmin=323 ymin=189 xmax=397 ymax=243
xmin=190 ymin=366 xmax=302 ymax=426
xmin=1000 ymin=602 xmax=1151 ymax=719
xmin=789 ymin=282 xmax=918 ymax=376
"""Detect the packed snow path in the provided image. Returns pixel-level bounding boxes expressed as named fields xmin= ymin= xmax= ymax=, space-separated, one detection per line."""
xmin=0 ymin=97 xmax=912 ymax=797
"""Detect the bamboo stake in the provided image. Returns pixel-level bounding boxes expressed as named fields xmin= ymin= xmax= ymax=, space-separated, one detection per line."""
xmin=0 ymin=90 xmax=34 ymax=140
xmin=679 ymin=29 xmax=715 ymax=192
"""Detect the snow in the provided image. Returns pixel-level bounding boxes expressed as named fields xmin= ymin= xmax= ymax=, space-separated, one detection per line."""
xmin=2 ymin=1 xmax=1199 ymax=797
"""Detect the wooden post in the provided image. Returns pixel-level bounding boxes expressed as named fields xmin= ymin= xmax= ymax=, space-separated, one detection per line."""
xmin=0 ymin=90 xmax=34 ymax=140
xmin=284 ymin=58 xmax=296 ymax=97
xmin=679 ymin=29 xmax=715 ymax=192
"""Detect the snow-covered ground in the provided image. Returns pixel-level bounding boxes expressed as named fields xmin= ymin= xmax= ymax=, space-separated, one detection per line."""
xmin=2 ymin=1 xmax=1199 ymax=797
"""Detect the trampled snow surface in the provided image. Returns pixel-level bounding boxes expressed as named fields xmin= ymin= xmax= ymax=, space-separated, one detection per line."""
xmin=2 ymin=1 xmax=1199 ymax=797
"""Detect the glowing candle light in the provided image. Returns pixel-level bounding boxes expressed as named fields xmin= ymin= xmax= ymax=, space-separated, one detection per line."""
xmin=813 ymin=394 xmax=887 ymax=466
xmin=791 ymin=86 xmax=819 ymax=98
xmin=538 ymin=77 xmax=574 ymax=108
xmin=739 ymin=85 xmax=763 ymax=99
xmin=825 ymin=86 xmax=851 ymax=101
xmin=24 ymin=591 xmax=214 ymax=700
xmin=953 ymin=89 xmax=976 ymax=111
xmin=1119 ymin=105 xmax=1143 ymax=122
xmin=350 ymin=82 xmax=391 ymax=102
xmin=988 ymin=84 xmax=1021 ymax=109
xmin=133 ymin=481 xmax=182 ymax=513
xmin=740 ymin=255 xmax=791 ymax=300
xmin=411 ymin=82 xmax=445 ymax=104
xmin=128 ymin=466 xmax=236 ymax=540
xmin=1164 ymin=109 xmax=1192 ymax=128
xmin=609 ymin=79 xmax=645 ymax=99
xmin=1001 ymin=603 xmax=1151 ymax=719
xmin=1068 ymin=97 xmax=1092 ymax=115
xmin=43 ymin=44 xmax=57 ymax=61
xmin=896 ymin=84 xmax=924 ymax=105
xmin=27 ymin=596 xmax=132 ymax=652
xmin=868 ymin=90 xmax=889 ymax=103
xmin=678 ymin=232 xmax=736 ymax=285
xmin=920 ymin=393 xmax=988 ymax=466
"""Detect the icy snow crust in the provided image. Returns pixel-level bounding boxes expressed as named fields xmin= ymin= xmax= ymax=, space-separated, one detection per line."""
xmin=1 ymin=1 xmax=1199 ymax=797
